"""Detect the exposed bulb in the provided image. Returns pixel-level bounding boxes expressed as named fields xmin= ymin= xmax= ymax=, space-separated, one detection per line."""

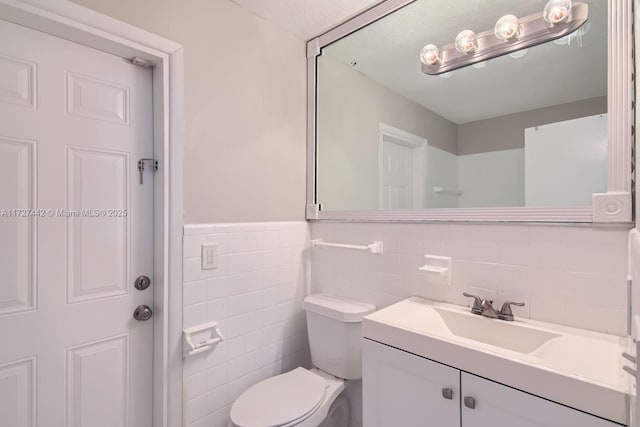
xmin=420 ymin=44 xmax=441 ymax=66
xmin=455 ymin=30 xmax=477 ymax=54
xmin=472 ymin=61 xmax=488 ymax=69
xmin=494 ymin=15 xmax=521 ymax=41
xmin=509 ymin=49 xmax=528 ymax=59
xmin=544 ymin=0 xmax=572 ymax=25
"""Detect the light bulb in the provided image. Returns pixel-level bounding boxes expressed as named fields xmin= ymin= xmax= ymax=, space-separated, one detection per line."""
xmin=472 ymin=61 xmax=488 ymax=69
xmin=420 ymin=44 xmax=441 ymax=66
xmin=544 ymin=0 xmax=572 ymax=25
xmin=509 ymin=49 xmax=528 ymax=59
xmin=455 ymin=30 xmax=477 ymax=54
xmin=494 ymin=15 xmax=521 ymax=41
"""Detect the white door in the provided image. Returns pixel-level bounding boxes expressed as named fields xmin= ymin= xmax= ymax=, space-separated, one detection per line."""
xmin=363 ymin=340 xmax=460 ymax=427
xmin=0 ymin=19 xmax=154 ymax=427
xmin=461 ymin=373 xmax=619 ymax=427
xmin=381 ymin=141 xmax=413 ymax=209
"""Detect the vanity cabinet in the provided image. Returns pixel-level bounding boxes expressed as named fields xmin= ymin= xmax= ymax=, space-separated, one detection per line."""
xmin=363 ymin=339 xmax=460 ymax=426
xmin=363 ymin=339 xmax=622 ymax=427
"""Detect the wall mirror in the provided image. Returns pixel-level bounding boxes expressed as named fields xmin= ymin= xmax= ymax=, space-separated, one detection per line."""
xmin=306 ymin=0 xmax=633 ymax=222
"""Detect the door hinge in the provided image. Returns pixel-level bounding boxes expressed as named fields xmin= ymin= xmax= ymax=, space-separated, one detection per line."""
xmin=138 ymin=158 xmax=158 ymax=184
xmin=130 ymin=56 xmax=154 ymax=68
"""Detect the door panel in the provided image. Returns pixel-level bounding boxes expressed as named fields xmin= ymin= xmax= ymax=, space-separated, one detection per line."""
xmin=66 ymin=72 xmax=130 ymax=125
xmin=67 ymin=335 xmax=129 ymax=427
xmin=363 ymin=339 xmax=460 ymax=427
xmin=0 ymin=357 xmax=35 ymax=426
xmin=382 ymin=141 xmax=414 ymax=209
xmin=0 ymin=18 xmax=153 ymax=427
xmin=0 ymin=136 xmax=35 ymax=315
xmin=67 ymin=147 xmax=129 ymax=303
xmin=0 ymin=53 xmax=36 ymax=108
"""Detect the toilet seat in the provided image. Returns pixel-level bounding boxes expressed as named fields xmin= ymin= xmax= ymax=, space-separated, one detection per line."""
xmin=230 ymin=368 xmax=327 ymax=427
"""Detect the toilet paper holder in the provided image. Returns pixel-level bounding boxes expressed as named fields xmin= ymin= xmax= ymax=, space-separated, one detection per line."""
xmin=183 ymin=321 xmax=224 ymax=359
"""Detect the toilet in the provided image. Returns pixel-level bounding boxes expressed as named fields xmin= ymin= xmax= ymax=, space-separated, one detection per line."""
xmin=229 ymin=294 xmax=376 ymax=427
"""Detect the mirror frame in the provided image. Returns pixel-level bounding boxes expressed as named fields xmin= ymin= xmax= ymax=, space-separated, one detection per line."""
xmin=306 ymin=0 xmax=633 ymax=223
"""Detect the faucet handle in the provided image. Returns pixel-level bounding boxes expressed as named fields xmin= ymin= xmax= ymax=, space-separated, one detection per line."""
xmin=463 ymin=292 xmax=483 ymax=315
xmin=499 ymin=301 xmax=525 ymax=321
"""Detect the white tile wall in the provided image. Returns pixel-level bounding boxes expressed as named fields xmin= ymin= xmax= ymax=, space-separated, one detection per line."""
xmin=182 ymin=222 xmax=311 ymax=427
xmin=311 ymin=221 xmax=631 ymax=427
xmin=182 ymin=220 xmax=630 ymax=427
xmin=312 ymin=222 xmax=629 ymax=334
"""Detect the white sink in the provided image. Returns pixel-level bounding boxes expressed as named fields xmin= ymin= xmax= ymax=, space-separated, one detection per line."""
xmin=363 ymin=297 xmax=629 ymax=425
xmin=433 ymin=307 xmax=561 ymax=354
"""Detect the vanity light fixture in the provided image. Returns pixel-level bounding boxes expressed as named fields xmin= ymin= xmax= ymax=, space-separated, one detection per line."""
xmin=553 ymin=19 xmax=589 ymax=46
xmin=494 ymin=14 xmax=521 ymax=41
xmin=420 ymin=0 xmax=587 ymax=75
xmin=420 ymin=44 xmax=441 ymax=66
xmin=455 ymin=30 xmax=478 ymax=54
xmin=544 ymin=0 xmax=573 ymax=25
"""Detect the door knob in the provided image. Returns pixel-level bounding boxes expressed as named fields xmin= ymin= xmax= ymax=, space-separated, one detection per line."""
xmin=134 ymin=275 xmax=151 ymax=290
xmin=133 ymin=305 xmax=153 ymax=321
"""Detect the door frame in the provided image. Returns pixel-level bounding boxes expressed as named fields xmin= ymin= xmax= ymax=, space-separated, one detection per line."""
xmin=0 ymin=1 xmax=184 ymax=426
xmin=378 ymin=123 xmax=427 ymax=209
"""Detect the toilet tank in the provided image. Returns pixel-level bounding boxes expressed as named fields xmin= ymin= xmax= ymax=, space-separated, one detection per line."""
xmin=303 ymin=294 xmax=376 ymax=380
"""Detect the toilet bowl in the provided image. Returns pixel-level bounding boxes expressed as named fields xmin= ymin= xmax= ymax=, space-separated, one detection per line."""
xmin=229 ymin=368 xmax=345 ymax=427
xmin=228 ymin=294 xmax=375 ymax=427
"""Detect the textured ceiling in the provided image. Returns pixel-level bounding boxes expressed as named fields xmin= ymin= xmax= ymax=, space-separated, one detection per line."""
xmin=321 ymin=0 xmax=607 ymax=124
xmin=230 ymin=0 xmax=384 ymax=40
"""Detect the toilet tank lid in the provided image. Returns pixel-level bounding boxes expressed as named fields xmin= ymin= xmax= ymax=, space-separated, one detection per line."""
xmin=303 ymin=294 xmax=376 ymax=322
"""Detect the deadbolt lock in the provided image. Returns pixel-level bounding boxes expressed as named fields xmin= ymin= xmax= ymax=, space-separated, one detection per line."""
xmin=135 ymin=275 xmax=151 ymax=291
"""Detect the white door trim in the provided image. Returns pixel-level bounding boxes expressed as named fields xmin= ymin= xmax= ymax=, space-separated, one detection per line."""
xmin=0 ymin=1 xmax=184 ymax=426
xmin=378 ymin=123 xmax=428 ymax=209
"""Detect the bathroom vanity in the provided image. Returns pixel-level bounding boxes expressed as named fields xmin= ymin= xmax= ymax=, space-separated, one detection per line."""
xmin=362 ymin=297 xmax=629 ymax=426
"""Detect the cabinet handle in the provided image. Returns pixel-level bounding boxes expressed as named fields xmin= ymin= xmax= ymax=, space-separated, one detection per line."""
xmin=442 ymin=388 xmax=453 ymax=400
xmin=464 ymin=396 xmax=476 ymax=409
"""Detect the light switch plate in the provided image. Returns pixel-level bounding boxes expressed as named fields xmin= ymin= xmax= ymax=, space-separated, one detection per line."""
xmin=201 ymin=243 xmax=218 ymax=270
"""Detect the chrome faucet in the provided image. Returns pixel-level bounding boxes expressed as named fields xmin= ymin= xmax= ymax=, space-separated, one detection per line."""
xmin=463 ymin=293 xmax=525 ymax=321
xmin=462 ymin=292 xmax=483 ymax=315
xmin=498 ymin=301 xmax=525 ymax=321
xmin=480 ymin=299 xmax=499 ymax=319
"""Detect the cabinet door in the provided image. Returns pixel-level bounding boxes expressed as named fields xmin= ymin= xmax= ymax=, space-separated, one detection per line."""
xmin=363 ymin=340 xmax=460 ymax=427
xmin=461 ymin=373 xmax=621 ymax=427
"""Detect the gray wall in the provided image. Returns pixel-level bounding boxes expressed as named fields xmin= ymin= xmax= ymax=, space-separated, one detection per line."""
xmin=317 ymin=56 xmax=458 ymax=211
xmin=73 ymin=0 xmax=307 ymax=223
xmin=457 ymin=96 xmax=607 ymax=155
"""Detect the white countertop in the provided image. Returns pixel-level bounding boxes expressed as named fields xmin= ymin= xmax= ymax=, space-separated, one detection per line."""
xmin=363 ymin=297 xmax=630 ymax=425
